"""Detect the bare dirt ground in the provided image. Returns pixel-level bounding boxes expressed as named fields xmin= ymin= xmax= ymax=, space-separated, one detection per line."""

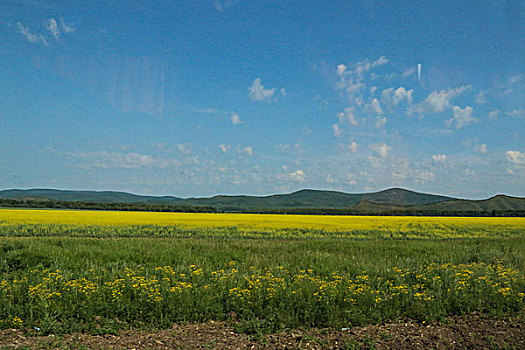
xmin=1 ymin=313 xmax=523 ymax=349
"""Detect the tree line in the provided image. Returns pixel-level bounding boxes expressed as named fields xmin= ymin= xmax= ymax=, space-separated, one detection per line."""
xmin=1 ymin=198 xmax=524 ymax=217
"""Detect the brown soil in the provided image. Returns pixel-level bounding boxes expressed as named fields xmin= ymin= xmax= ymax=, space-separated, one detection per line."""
xmin=0 ymin=313 xmax=523 ymax=349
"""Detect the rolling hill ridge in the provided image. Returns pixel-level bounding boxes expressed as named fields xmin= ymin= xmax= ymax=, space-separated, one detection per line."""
xmin=2 ymin=188 xmax=524 ymax=214
xmin=0 ymin=188 xmax=453 ymax=208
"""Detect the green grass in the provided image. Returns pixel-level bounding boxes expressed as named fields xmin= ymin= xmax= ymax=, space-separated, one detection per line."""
xmin=0 ymin=230 xmax=524 ymax=335
xmin=1 ymin=236 xmax=524 ymax=273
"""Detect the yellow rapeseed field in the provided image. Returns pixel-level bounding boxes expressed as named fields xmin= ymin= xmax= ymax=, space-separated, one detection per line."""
xmin=0 ymin=208 xmax=524 ymax=237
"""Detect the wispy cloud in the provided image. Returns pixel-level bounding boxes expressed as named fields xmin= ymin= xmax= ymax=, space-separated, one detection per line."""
xmin=60 ymin=19 xmax=75 ymax=33
xmin=508 ymin=109 xmax=525 ymax=119
xmin=59 ymin=150 xmax=179 ymax=169
xmin=212 ymin=0 xmax=243 ymax=11
xmin=374 ymin=116 xmax=387 ymax=128
xmin=371 ymin=56 xmax=389 ymax=68
xmin=45 ymin=18 xmax=60 ymax=41
xmin=401 ymin=66 xmax=416 ymax=78
xmin=17 ymin=22 xmax=48 ymax=46
xmin=336 ymin=107 xmax=359 ymax=126
xmin=176 ymin=143 xmax=192 ymax=154
xmin=488 ymin=109 xmax=500 ymax=120
xmin=17 ymin=18 xmax=74 ymax=46
xmin=195 ymin=108 xmax=219 ymax=114
xmin=408 ymin=85 xmax=471 ymax=116
xmin=476 ymin=90 xmax=487 ymax=105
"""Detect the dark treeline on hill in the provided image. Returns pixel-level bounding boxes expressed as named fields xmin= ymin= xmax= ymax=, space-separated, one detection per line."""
xmin=1 ymin=198 xmax=525 ymax=217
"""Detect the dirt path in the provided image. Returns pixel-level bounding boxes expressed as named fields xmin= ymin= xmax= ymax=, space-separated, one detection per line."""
xmin=1 ymin=314 xmax=523 ymax=349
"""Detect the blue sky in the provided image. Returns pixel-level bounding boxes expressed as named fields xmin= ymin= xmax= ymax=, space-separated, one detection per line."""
xmin=1 ymin=0 xmax=524 ymax=198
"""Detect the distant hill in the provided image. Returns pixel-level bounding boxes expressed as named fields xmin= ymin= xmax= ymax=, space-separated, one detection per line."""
xmin=360 ymin=188 xmax=452 ymax=206
xmin=180 ymin=189 xmax=363 ymax=209
xmin=1 ymin=188 xmax=524 ymax=215
xmin=416 ymin=195 xmax=525 ymax=212
xmin=0 ymin=189 xmax=182 ymax=204
xmin=0 ymin=188 xmax=451 ymax=208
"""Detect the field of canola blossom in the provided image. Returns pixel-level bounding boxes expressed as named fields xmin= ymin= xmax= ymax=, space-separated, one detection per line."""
xmin=0 ymin=208 xmax=524 ymax=334
xmin=1 ymin=209 xmax=525 ymax=239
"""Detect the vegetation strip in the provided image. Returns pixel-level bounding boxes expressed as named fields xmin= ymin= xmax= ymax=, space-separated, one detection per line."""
xmin=0 ymin=209 xmax=523 ymax=337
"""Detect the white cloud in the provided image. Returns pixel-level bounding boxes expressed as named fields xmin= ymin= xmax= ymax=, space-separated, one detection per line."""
xmin=212 ymin=0 xmax=243 ymax=11
xmin=506 ymin=151 xmax=525 ymax=167
xmin=375 ymin=117 xmax=387 ymax=128
xmin=354 ymin=61 xmax=371 ymax=76
xmin=275 ymin=144 xmax=290 ymax=152
xmin=370 ymin=143 xmax=391 ymax=158
xmin=332 ymin=124 xmax=343 ymax=138
xmin=488 ymin=109 xmax=500 ymax=120
xmin=61 ymin=150 xmax=179 ymax=169
xmin=176 ymin=143 xmax=192 ymax=154
xmin=238 ymin=145 xmax=253 ymax=156
xmin=336 ymin=107 xmax=359 ymax=126
xmin=367 ymin=98 xmax=383 ymax=115
xmin=336 ymin=56 xmax=389 ymax=99
xmin=249 ymin=78 xmax=277 ymax=102
xmin=17 ymin=22 xmax=48 ymax=46
xmin=367 ymin=155 xmax=383 ymax=167
xmin=346 ymin=173 xmax=357 ymax=185
xmin=336 ymin=64 xmax=347 ymax=76
xmin=230 ymin=113 xmax=243 ymax=125
xmin=46 ymin=18 xmax=60 ymax=41
xmin=280 ymin=88 xmax=286 ymax=96
xmin=408 ymin=85 xmax=470 ymax=116
xmin=488 ymin=109 xmax=525 ymax=120
xmin=474 ymin=143 xmax=488 ymax=154
xmin=196 ymin=108 xmax=218 ymax=114
xmin=508 ymin=75 xmax=522 ymax=84
xmin=349 ymin=141 xmax=358 ymax=153
xmin=432 ymin=154 xmax=446 ymax=163
xmin=371 ymin=56 xmax=389 ymax=68
xmin=415 ymin=170 xmax=434 ymax=182
xmin=476 ymin=90 xmax=487 ymax=105
xmin=448 ymin=106 xmax=477 ymax=129
xmin=218 ymin=144 xmax=231 ymax=153
xmin=508 ymin=109 xmax=525 ymax=119
xmin=382 ymin=87 xmax=413 ymax=106
xmin=401 ymin=66 xmax=415 ymax=78
xmin=289 ymin=169 xmax=306 ymax=183
xmin=60 ymin=19 xmax=75 ymax=33
xmin=151 ymin=142 xmax=168 ymax=151
xmin=302 ymin=127 xmax=312 ymax=136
